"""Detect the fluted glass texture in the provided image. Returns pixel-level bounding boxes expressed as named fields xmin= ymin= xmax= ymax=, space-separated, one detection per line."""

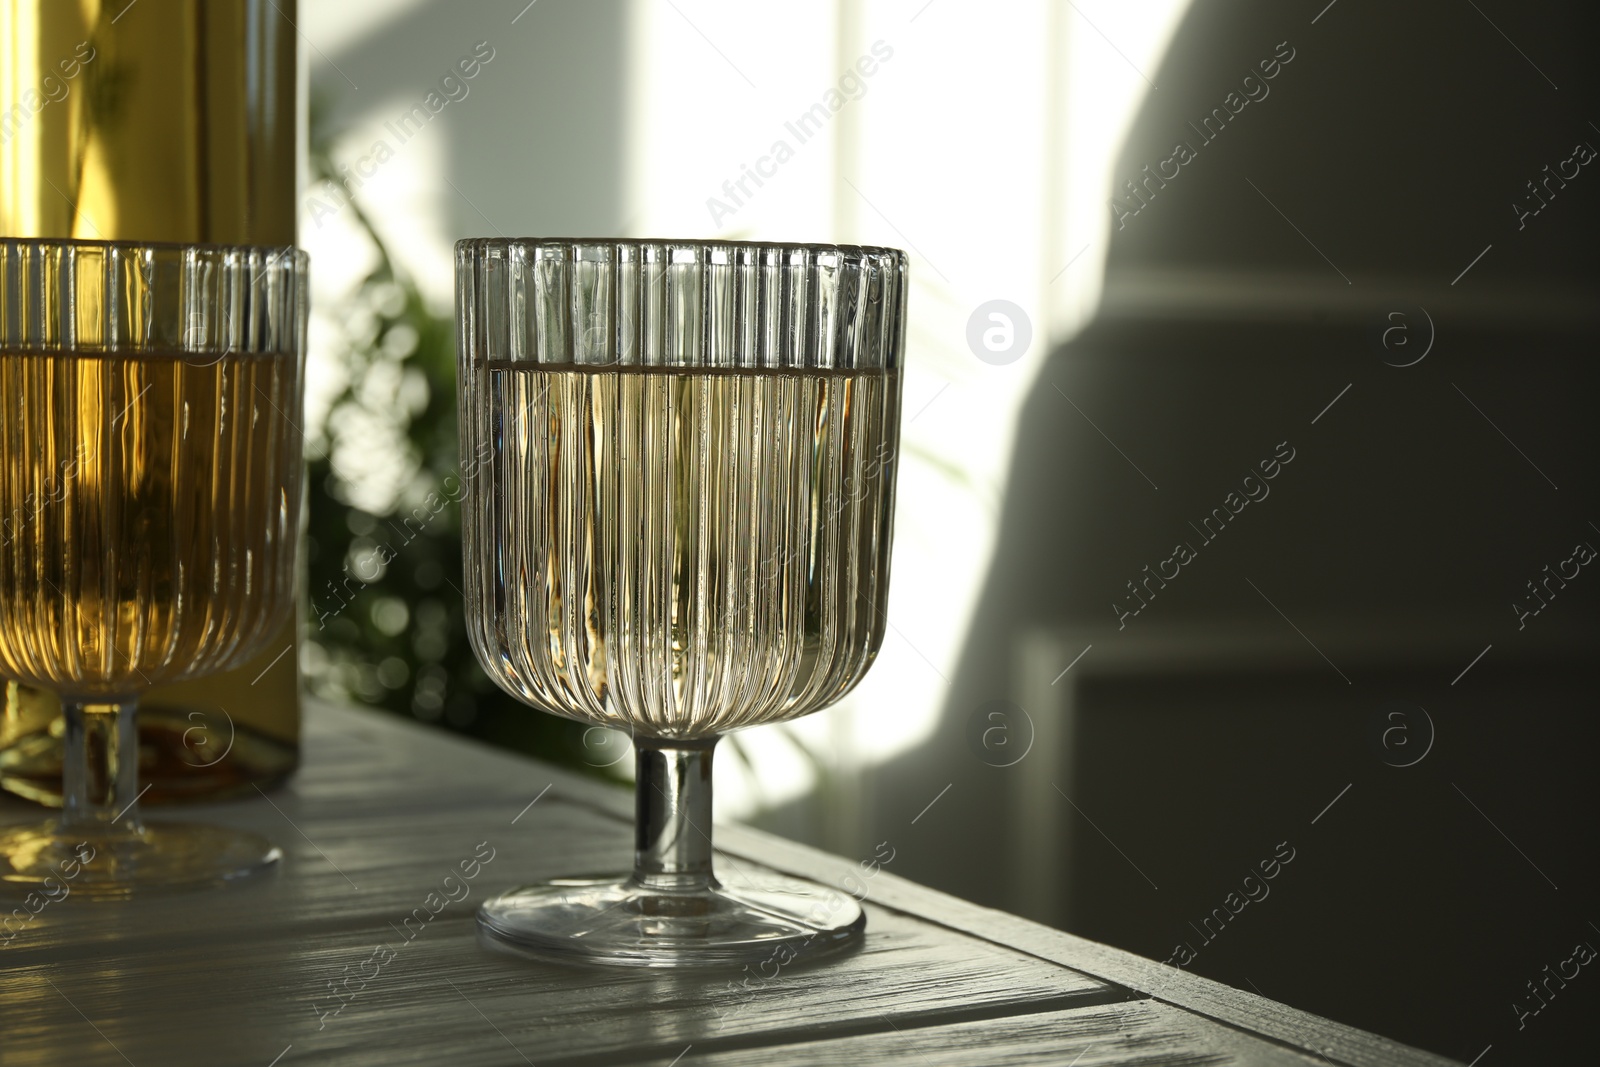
xmin=457 ymin=240 xmax=907 ymax=739
xmin=0 ymin=240 xmax=307 ymax=696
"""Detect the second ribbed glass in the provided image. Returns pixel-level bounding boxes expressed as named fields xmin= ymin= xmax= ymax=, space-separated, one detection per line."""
xmin=0 ymin=238 xmax=306 ymax=894
xmin=457 ymin=239 xmax=907 ymax=967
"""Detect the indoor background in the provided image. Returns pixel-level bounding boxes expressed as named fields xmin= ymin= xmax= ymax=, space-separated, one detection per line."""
xmin=298 ymin=2 xmax=1599 ymax=1063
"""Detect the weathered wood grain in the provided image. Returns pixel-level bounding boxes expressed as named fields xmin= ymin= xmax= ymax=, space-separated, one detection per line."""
xmin=0 ymin=905 xmax=1113 ymax=1067
xmin=628 ymin=1000 xmax=1340 ymax=1067
xmin=299 ymin=702 xmax=1462 ymax=1067
xmin=0 ymin=701 xmax=1460 ymax=1067
xmin=708 ymin=825 xmax=1466 ymax=1067
xmin=0 ymin=704 xmax=1111 ymax=1067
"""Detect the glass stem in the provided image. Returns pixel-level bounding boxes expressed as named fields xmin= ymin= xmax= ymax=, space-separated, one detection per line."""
xmin=61 ymin=698 xmax=143 ymax=835
xmin=633 ymin=738 xmax=718 ymax=892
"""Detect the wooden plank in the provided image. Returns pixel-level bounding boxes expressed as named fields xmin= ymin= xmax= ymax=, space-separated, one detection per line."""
xmin=294 ymin=703 xmax=1461 ymax=1066
xmin=0 ymin=907 xmax=1115 ymax=1067
xmin=0 ymin=702 xmax=1458 ymax=1066
xmin=710 ymin=826 xmax=1464 ymax=1067
xmin=0 ymin=705 xmax=1114 ymax=1066
xmin=628 ymin=1000 xmax=1338 ymax=1067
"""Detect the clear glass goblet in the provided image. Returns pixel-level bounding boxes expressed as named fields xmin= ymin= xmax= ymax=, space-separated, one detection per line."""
xmin=456 ymin=238 xmax=907 ymax=967
xmin=0 ymin=239 xmax=307 ymax=894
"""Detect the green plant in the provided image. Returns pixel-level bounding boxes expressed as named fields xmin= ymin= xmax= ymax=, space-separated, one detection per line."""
xmin=301 ymin=131 xmax=610 ymax=779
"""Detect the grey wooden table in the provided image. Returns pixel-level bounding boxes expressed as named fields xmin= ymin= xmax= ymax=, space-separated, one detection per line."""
xmin=0 ymin=700 xmax=1460 ymax=1066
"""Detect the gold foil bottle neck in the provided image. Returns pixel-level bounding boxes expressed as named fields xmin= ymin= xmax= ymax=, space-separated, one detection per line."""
xmin=2 ymin=0 xmax=297 ymax=245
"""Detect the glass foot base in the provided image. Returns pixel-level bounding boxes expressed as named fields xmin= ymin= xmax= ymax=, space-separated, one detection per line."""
xmin=0 ymin=821 xmax=280 ymax=896
xmin=478 ymin=875 xmax=866 ymax=969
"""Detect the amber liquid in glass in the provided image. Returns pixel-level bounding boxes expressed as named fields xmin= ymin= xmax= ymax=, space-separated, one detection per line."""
xmin=466 ymin=364 xmax=900 ymax=739
xmin=0 ymin=0 xmax=302 ymax=806
xmin=0 ymin=350 xmax=300 ymax=706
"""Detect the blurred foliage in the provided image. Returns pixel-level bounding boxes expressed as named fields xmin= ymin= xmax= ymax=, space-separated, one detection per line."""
xmin=301 ymin=123 xmax=615 ymax=781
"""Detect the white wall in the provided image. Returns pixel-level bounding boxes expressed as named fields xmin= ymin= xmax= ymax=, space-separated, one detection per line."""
xmin=303 ymin=0 xmax=1189 ymax=835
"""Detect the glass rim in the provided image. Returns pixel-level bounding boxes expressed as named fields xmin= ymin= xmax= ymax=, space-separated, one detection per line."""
xmin=0 ymin=235 xmax=307 ymax=264
xmin=455 ymin=236 xmax=908 ymax=372
xmin=0 ymin=238 xmax=308 ymax=357
xmin=456 ymin=236 xmax=907 ymax=260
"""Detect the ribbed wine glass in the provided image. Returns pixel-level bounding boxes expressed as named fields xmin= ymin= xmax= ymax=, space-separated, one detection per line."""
xmin=456 ymin=238 xmax=907 ymax=967
xmin=0 ymin=239 xmax=306 ymax=893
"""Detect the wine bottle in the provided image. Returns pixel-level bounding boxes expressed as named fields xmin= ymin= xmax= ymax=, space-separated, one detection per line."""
xmin=0 ymin=0 xmax=303 ymax=804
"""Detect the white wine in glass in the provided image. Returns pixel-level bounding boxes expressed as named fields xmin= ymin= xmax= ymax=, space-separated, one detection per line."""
xmin=0 ymin=351 xmax=298 ymax=689
xmin=0 ymin=239 xmax=306 ymax=893
xmin=458 ymin=239 xmax=907 ymax=967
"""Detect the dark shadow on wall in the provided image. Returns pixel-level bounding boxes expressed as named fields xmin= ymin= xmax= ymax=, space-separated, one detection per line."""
xmin=849 ymin=1 xmax=1600 ymax=1062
